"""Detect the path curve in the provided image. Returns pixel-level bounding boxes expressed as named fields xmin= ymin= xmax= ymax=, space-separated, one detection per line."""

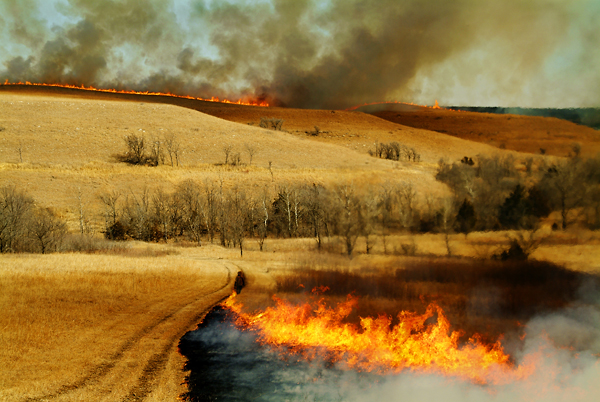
xmin=23 ymin=259 xmax=238 ymax=402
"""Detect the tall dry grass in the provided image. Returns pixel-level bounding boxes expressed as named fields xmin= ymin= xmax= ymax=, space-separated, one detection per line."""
xmin=0 ymin=249 xmax=229 ymax=400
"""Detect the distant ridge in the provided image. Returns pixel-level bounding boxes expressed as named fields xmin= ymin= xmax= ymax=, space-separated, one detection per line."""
xmin=447 ymin=107 xmax=600 ymax=130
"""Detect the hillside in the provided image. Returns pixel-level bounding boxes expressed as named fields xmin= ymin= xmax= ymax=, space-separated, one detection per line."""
xmin=0 ymin=86 xmax=519 ymax=226
xmin=356 ymin=103 xmax=600 ymax=157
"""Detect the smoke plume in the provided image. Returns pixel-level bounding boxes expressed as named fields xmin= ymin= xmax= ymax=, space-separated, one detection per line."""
xmin=1 ymin=0 xmax=599 ymax=108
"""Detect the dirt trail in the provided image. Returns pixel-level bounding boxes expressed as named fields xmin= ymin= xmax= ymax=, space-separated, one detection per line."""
xmin=21 ymin=259 xmax=238 ymax=402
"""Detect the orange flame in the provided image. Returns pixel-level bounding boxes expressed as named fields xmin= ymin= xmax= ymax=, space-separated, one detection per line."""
xmin=0 ymin=80 xmax=269 ymax=107
xmin=223 ymin=293 xmax=536 ymax=384
xmin=346 ymin=100 xmax=446 ymax=111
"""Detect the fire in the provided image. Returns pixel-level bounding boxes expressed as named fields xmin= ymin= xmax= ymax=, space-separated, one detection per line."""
xmin=0 ymin=80 xmax=269 ymax=107
xmin=223 ymin=293 xmax=536 ymax=384
xmin=346 ymin=100 xmax=446 ymax=111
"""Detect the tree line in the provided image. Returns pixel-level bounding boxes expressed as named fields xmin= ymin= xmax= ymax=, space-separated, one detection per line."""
xmin=2 ymin=151 xmax=599 ymax=257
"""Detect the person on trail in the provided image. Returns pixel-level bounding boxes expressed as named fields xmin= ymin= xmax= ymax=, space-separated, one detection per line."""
xmin=234 ymin=271 xmax=246 ymax=294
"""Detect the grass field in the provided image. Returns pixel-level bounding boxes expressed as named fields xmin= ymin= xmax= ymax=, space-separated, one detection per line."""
xmin=1 ymin=87 xmax=599 ymax=401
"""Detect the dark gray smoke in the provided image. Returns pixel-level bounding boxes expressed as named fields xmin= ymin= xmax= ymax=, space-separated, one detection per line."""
xmin=1 ymin=0 xmax=598 ymax=108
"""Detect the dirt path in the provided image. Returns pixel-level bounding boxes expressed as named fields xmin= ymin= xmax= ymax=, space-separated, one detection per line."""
xmin=21 ymin=259 xmax=239 ymax=402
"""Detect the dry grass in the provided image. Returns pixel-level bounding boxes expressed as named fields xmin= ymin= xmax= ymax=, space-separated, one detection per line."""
xmin=0 ymin=247 xmax=232 ymax=401
xmin=368 ymin=106 xmax=600 ymax=158
xmin=0 ymin=90 xmax=451 ymax=230
xmin=1 ymin=87 xmax=599 ymax=400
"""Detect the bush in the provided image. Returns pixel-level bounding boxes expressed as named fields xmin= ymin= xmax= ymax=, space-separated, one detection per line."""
xmin=259 ymin=117 xmax=284 ymax=131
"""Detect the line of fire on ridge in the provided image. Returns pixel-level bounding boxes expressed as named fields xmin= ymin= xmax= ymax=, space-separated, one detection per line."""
xmin=0 ymin=80 xmax=270 ymax=107
xmin=346 ymin=99 xmax=443 ymax=111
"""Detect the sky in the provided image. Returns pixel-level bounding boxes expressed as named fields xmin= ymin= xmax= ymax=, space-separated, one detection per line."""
xmin=0 ymin=0 xmax=598 ymax=109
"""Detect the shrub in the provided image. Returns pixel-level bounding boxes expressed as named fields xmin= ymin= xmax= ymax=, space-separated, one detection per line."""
xmin=259 ymin=117 xmax=284 ymax=131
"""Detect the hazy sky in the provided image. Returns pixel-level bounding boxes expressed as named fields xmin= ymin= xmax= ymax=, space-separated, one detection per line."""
xmin=0 ymin=0 xmax=598 ymax=109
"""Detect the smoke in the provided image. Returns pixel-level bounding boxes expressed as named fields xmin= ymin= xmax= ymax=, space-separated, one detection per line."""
xmin=1 ymin=0 xmax=599 ymax=108
xmin=181 ymin=282 xmax=600 ymax=402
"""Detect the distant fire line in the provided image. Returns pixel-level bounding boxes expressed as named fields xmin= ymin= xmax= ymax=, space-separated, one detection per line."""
xmin=346 ymin=99 xmax=443 ymax=111
xmin=0 ymin=80 xmax=270 ymax=107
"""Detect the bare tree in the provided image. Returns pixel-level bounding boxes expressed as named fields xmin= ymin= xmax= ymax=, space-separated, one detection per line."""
xmin=397 ymin=182 xmax=417 ymax=230
xmin=257 ymin=188 xmax=270 ymax=251
xmin=148 ymin=136 xmax=163 ymax=166
xmin=376 ymin=187 xmax=395 ymax=254
xmin=75 ymin=188 xmax=92 ymax=235
xmin=28 ymin=208 xmax=67 ymax=254
xmin=273 ymin=186 xmax=301 ymax=238
xmin=223 ymin=144 xmax=233 ymax=165
xmin=334 ymin=184 xmax=361 ymax=258
xmin=0 ymin=185 xmax=33 ymax=252
xmin=304 ymin=183 xmax=326 ymax=250
xmin=122 ymin=134 xmax=145 ymax=164
xmin=539 ymin=159 xmax=585 ymax=230
xmin=225 ymin=188 xmax=249 ymax=256
xmin=176 ymin=180 xmax=204 ymax=245
xmin=99 ymin=190 xmax=121 ymax=228
xmin=164 ymin=133 xmax=181 ymax=167
xmin=123 ymin=188 xmax=153 ymax=241
xmin=268 ymin=161 xmax=274 ymax=182
xmin=245 ymin=143 xmax=257 ymax=166
xmin=204 ymin=182 xmax=219 ymax=243
xmin=152 ymin=187 xmax=181 ymax=243
xmin=17 ymin=140 xmax=23 ymax=163
xmin=438 ymin=198 xmax=455 ymax=257
xmin=360 ymin=195 xmax=377 ymax=254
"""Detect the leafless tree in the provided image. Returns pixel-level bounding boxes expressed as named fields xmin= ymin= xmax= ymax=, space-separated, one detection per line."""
xmin=437 ymin=198 xmax=455 ymax=257
xmin=17 ymin=140 xmax=23 ymax=163
xmin=176 ymin=180 xmax=204 ymax=245
xmin=397 ymin=183 xmax=417 ymax=230
xmin=122 ymin=188 xmax=153 ymax=241
xmin=359 ymin=195 xmax=377 ymax=254
xmin=334 ymin=184 xmax=361 ymax=258
xmin=98 ymin=190 xmax=121 ymax=233
xmin=245 ymin=143 xmax=256 ymax=166
xmin=273 ymin=186 xmax=302 ymax=238
xmin=223 ymin=144 xmax=233 ymax=165
xmin=76 ymin=188 xmax=92 ymax=235
xmin=122 ymin=133 xmax=145 ymax=164
xmin=376 ymin=187 xmax=395 ymax=254
xmin=204 ymin=182 xmax=219 ymax=243
xmin=268 ymin=161 xmax=274 ymax=182
xmin=152 ymin=187 xmax=176 ymax=242
xmin=257 ymin=188 xmax=270 ymax=251
xmin=304 ymin=183 xmax=327 ymax=250
xmin=539 ymin=159 xmax=586 ymax=230
xmin=0 ymin=185 xmax=33 ymax=252
xmin=28 ymin=207 xmax=67 ymax=254
xmin=147 ymin=136 xmax=163 ymax=166
xmin=224 ymin=188 xmax=249 ymax=256
xmin=164 ymin=133 xmax=181 ymax=167
xmin=230 ymin=152 xmax=242 ymax=166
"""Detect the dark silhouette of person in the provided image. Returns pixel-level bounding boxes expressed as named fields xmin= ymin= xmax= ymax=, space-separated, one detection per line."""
xmin=234 ymin=271 xmax=246 ymax=294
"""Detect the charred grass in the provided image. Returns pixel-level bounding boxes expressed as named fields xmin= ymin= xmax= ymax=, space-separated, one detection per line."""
xmin=275 ymin=256 xmax=599 ymax=345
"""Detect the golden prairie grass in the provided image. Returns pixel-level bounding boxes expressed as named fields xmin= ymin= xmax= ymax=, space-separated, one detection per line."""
xmin=0 ymin=247 xmax=230 ymax=400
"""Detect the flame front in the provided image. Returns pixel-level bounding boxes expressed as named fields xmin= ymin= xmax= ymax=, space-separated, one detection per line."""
xmin=1 ymin=80 xmax=269 ymax=107
xmin=224 ymin=293 xmax=536 ymax=384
